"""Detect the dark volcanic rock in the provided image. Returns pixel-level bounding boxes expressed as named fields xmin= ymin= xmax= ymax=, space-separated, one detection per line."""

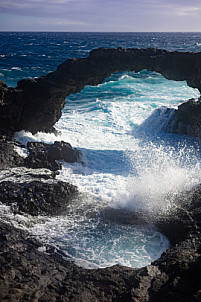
xmin=99 ymin=207 xmax=150 ymax=226
xmin=0 ymin=134 xmax=25 ymax=169
xmin=158 ymin=97 xmax=201 ymax=138
xmin=1 ymin=48 xmax=201 ymax=134
xmin=1 ymin=178 xmax=201 ymax=301
xmin=0 ymin=80 xmax=24 ymax=134
xmin=0 ymin=216 xmax=201 ymax=301
xmin=174 ymin=97 xmax=201 ymax=137
xmin=25 ymin=140 xmax=83 ymax=171
xmin=155 ymin=185 xmax=201 ymax=247
xmin=0 ymin=180 xmax=78 ymax=216
xmin=0 ymin=221 xmax=136 ymax=302
xmin=0 ymin=137 xmax=83 ymax=171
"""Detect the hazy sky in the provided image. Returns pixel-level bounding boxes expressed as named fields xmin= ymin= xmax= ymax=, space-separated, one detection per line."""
xmin=0 ymin=0 xmax=201 ymax=32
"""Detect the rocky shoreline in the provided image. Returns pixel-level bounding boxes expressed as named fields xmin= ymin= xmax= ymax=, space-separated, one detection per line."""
xmin=1 ymin=185 xmax=201 ymax=302
xmin=1 ymin=48 xmax=201 ymax=301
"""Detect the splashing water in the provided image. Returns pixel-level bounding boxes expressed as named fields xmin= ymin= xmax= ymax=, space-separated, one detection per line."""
xmin=14 ymin=70 xmax=201 ymax=268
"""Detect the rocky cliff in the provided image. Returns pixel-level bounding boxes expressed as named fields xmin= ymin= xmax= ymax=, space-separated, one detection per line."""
xmin=1 ymin=47 xmax=201 ymax=134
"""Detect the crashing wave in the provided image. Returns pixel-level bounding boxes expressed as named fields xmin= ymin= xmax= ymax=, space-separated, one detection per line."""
xmin=138 ymin=99 xmax=201 ymax=137
xmin=138 ymin=106 xmax=177 ymax=134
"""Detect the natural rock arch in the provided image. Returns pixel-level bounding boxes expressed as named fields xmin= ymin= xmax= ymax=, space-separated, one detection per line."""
xmin=1 ymin=47 xmax=201 ymax=302
xmin=1 ymin=47 xmax=201 ymax=134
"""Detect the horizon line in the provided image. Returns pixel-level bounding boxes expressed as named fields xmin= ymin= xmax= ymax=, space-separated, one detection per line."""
xmin=1 ymin=31 xmax=201 ymax=33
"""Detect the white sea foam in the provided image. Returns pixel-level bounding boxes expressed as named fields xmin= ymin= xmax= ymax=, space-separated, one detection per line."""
xmin=11 ymin=67 xmax=22 ymax=71
xmin=28 ymin=194 xmax=170 ymax=269
xmin=12 ymin=71 xmax=201 ymax=268
xmin=15 ymin=73 xmax=201 ymax=211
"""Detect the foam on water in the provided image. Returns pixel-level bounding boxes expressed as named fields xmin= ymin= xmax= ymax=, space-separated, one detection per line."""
xmin=2 ymin=32 xmax=201 ymax=269
xmin=13 ymin=70 xmax=201 ymax=268
xmin=28 ymin=198 xmax=170 ymax=269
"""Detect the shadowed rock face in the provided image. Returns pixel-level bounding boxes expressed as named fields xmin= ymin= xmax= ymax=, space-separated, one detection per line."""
xmin=1 ymin=48 xmax=201 ymax=134
xmin=173 ymin=97 xmax=201 ymax=137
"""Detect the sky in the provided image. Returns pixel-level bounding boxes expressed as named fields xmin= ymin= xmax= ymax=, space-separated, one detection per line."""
xmin=0 ymin=0 xmax=201 ymax=32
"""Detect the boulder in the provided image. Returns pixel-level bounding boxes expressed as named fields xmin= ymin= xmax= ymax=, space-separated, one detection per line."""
xmin=0 ymin=134 xmax=25 ymax=169
xmin=25 ymin=140 xmax=83 ymax=171
xmin=0 ymin=180 xmax=78 ymax=216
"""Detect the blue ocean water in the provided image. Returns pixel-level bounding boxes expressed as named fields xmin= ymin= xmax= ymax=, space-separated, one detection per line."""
xmin=1 ymin=32 xmax=201 ymax=87
xmin=1 ymin=32 xmax=201 ymax=268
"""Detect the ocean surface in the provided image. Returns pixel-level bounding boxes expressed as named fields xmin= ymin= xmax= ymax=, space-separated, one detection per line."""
xmin=1 ymin=32 xmax=201 ymax=269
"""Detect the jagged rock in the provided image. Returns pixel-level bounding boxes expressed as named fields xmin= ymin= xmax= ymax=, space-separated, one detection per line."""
xmin=25 ymin=140 xmax=83 ymax=171
xmin=0 ymin=197 xmax=201 ymax=302
xmin=0 ymin=180 xmax=78 ymax=216
xmin=0 ymin=137 xmax=83 ymax=171
xmin=0 ymin=80 xmax=24 ymax=134
xmin=174 ymin=97 xmax=201 ymax=137
xmin=1 ymin=48 xmax=201 ymax=134
xmin=0 ymin=134 xmax=25 ymax=169
xmin=158 ymin=97 xmax=201 ymax=137
xmin=99 ymin=207 xmax=150 ymax=226
xmin=0 ymin=176 xmax=201 ymax=301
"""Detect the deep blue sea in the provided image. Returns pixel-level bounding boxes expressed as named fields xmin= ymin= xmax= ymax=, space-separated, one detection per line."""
xmin=1 ymin=32 xmax=201 ymax=269
xmin=1 ymin=32 xmax=201 ymax=87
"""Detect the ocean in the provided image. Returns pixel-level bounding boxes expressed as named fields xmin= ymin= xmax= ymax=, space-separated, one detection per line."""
xmin=1 ymin=32 xmax=201 ymax=269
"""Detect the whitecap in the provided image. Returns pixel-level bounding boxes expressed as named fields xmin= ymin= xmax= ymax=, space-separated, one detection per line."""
xmin=15 ymin=130 xmax=65 ymax=146
xmin=118 ymin=74 xmax=132 ymax=81
xmin=11 ymin=67 xmax=22 ymax=71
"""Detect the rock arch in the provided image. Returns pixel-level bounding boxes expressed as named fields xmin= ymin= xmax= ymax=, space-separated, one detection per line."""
xmin=1 ymin=47 xmax=201 ymax=134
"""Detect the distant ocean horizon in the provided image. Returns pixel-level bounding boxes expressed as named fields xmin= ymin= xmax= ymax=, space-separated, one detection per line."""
xmin=1 ymin=31 xmax=201 ymax=269
xmin=1 ymin=31 xmax=201 ymax=87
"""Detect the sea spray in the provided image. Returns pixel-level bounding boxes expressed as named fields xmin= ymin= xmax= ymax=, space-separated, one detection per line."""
xmin=28 ymin=193 xmax=170 ymax=269
xmin=12 ymin=70 xmax=201 ymax=268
